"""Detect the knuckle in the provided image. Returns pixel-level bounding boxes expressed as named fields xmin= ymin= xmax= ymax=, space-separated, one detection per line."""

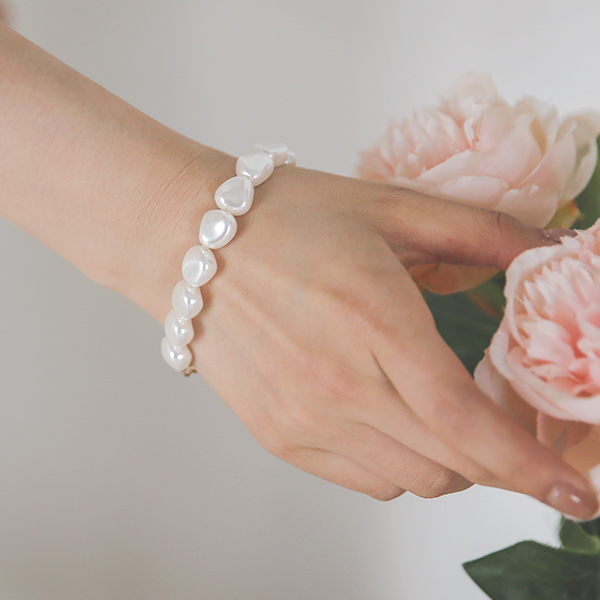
xmin=411 ymin=467 xmax=461 ymax=499
xmin=357 ymin=183 xmax=413 ymax=240
xmin=443 ymin=453 xmax=496 ymax=488
xmin=357 ymin=304 xmax=401 ymax=352
xmin=329 ymin=283 xmax=384 ymax=344
xmin=358 ymin=282 xmax=435 ymax=349
xmin=479 ymin=208 xmax=505 ymax=230
xmin=255 ymin=427 xmax=292 ymax=458
xmin=473 ymin=208 xmax=538 ymax=269
xmin=465 ymin=465 xmax=497 ymax=487
xmin=369 ymin=484 xmax=405 ymax=502
xmin=496 ymin=209 xmax=521 ymax=231
xmin=488 ymin=209 xmax=526 ymax=238
xmin=262 ymin=437 xmax=306 ymax=465
xmin=358 ymin=299 xmax=393 ymax=338
xmin=471 ymin=208 xmax=511 ymax=241
xmin=349 ymin=300 xmax=383 ymax=340
xmin=447 ymin=475 xmax=474 ymax=494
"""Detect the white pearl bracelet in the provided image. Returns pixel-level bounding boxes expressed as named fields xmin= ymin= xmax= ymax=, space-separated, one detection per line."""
xmin=161 ymin=143 xmax=296 ymax=375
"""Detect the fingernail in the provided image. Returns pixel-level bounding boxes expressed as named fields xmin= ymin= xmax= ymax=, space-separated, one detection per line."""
xmin=543 ymin=228 xmax=578 ymax=244
xmin=546 ymin=482 xmax=599 ymax=521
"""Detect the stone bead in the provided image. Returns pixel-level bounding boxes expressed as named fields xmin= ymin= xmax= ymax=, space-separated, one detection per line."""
xmin=199 ymin=209 xmax=238 ymax=249
xmin=164 ymin=309 xmax=194 ymax=347
xmin=172 ymin=280 xmax=203 ymax=320
xmin=182 ymin=245 xmax=217 ymax=287
xmin=254 ymin=142 xmax=289 ymax=167
xmin=214 ymin=176 xmax=254 ymax=216
xmin=236 ymin=151 xmax=274 ymax=186
xmin=161 ymin=337 xmax=192 ymax=372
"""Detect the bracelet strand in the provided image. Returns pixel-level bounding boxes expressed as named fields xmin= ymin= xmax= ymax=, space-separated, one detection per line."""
xmin=161 ymin=143 xmax=296 ymax=376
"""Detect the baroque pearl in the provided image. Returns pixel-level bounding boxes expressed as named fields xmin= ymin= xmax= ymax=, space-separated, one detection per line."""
xmin=236 ymin=151 xmax=274 ymax=186
xmin=182 ymin=245 xmax=217 ymax=287
xmin=199 ymin=209 xmax=238 ymax=249
xmin=161 ymin=337 xmax=192 ymax=372
xmin=284 ymin=151 xmax=297 ymax=166
xmin=165 ymin=310 xmax=194 ymax=347
xmin=254 ymin=142 xmax=289 ymax=167
xmin=163 ymin=143 xmax=296 ymax=374
xmin=172 ymin=280 xmax=203 ymax=320
xmin=215 ymin=176 xmax=254 ymax=216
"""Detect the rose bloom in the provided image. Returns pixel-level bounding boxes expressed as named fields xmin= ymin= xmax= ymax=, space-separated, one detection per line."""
xmin=357 ymin=73 xmax=600 ymax=293
xmin=475 ymin=219 xmax=600 ymax=499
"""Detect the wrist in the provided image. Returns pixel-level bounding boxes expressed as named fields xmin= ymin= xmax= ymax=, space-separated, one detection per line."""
xmin=0 ymin=22 xmax=236 ymax=321
xmin=105 ymin=139 xmax=236 ymax=324
xmin=0 ymin=23 xmax=241 ymax=329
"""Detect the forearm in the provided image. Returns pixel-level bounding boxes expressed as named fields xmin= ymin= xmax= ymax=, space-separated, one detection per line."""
xmin=0 ymin=22 xmax=233 ymax=320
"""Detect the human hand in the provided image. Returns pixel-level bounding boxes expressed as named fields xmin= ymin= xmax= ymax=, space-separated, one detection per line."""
xmin=0 ymin=17 xmax=592 ymax=518
xmin=128 ymin=151 xmax=598 ymax=520
xmin=0 ymin=12 xmax=589 ymax=518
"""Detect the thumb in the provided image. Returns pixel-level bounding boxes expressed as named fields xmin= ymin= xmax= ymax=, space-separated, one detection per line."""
xmin=397 ymin=194 xmax=570 ymax=271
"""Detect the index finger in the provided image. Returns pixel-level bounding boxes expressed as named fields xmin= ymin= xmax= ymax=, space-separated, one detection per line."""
xmin=369 ymin=276 xmax=599 ymax=520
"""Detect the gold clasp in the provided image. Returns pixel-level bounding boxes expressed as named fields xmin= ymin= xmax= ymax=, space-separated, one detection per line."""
xmin=182 ymin=365 xmax=197 ymax=377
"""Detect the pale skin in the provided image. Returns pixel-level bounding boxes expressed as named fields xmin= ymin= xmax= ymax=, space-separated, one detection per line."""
xmin=1 ymin=22 xmax=597 ymax=519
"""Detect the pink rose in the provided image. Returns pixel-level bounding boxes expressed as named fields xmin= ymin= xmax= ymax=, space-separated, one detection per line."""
xmin=357 ymin=72 xmax=600 ymax=293
xmin=474 ymin=220 xmax=600 ymax=500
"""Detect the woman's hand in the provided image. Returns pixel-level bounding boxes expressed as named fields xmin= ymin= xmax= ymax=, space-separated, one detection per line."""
xmin=132 ymin=152 xmax=599 ymax=519
xmin=0 ymin=20 xmax=594 ymax=519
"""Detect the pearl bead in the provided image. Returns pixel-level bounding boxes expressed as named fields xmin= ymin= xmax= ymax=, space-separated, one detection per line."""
xmin=182 ymin=245 xmax=217 ymax=287
xmin=254 ymin=142 xmax=289 ymax=167
xmin=172 ymin=280 xmax=203 ymax=320
xmin=199 ymin=209 xmax=238 ymax=249
xmin=215 ymin=176 xmax=254 ymax=216
xmin=165 ymin=309 xmax=194 ymax=347
xmin=236 ymin=151 xmax=274 ymax=186
xmin=163 ymin=143 xmax=296 ymax=375
xmin=161 ymin=337 xmax=192 ymax=372
xmin=284 ymin=151 xmax=297 ymax=166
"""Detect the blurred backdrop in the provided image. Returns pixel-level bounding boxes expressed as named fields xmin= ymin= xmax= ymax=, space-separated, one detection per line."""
xmin=2 ymin=1 xmax=600 ymax=598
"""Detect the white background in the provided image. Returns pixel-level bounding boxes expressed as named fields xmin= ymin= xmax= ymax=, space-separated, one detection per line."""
xmin=2 ymin=1 xmax=598 ymax=598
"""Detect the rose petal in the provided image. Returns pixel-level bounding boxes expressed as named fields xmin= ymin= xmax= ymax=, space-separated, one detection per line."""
xmin=494 ymin=186 xmax=559 ymax=227
xmin=416 ymin=150 xmax=483 ymax=184
xmin=357 ymin=73 xmax=600 ymax=301
xmin=474 ymin=353 xmax=537 ymax=433
xmin=474 ymin=105 xmax=520 ymax=152
xmin=515 ymin=97 xmax=560 ymax=153
xmin=478 ymin=111 xmax=544 ymax=185
xmin=440 ymin=72 xmax=503 ymax=125
xmin=521 ymin=125 xmax=577 ymax=194
xmin=433 ymin=175 xmax=509 ymax=209
xmin=562 ymin=113 xmax=600 ymax=199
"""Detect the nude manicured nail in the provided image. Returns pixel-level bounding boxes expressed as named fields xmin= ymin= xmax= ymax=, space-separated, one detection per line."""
xmin=543 ymin=228 xmax=579 ymax=244
xmin=546 ymin=483 xmax=599 ymax=521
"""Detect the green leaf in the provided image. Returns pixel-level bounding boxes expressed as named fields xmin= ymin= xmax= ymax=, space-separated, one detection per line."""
xmin=560 ymin=518 xmax=600 ymax=554
xmin=574 ymin=136 xmax=600 ymax=229
xmin=581 ymin=517 xmax=600 ymax=540
xmin=425 ymin=290 xmax=500 ymax=375
xmin=465 ymin=272 xmax=507 ymax=320
xmin=463 ymin=541 xmax=600 ymax=600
